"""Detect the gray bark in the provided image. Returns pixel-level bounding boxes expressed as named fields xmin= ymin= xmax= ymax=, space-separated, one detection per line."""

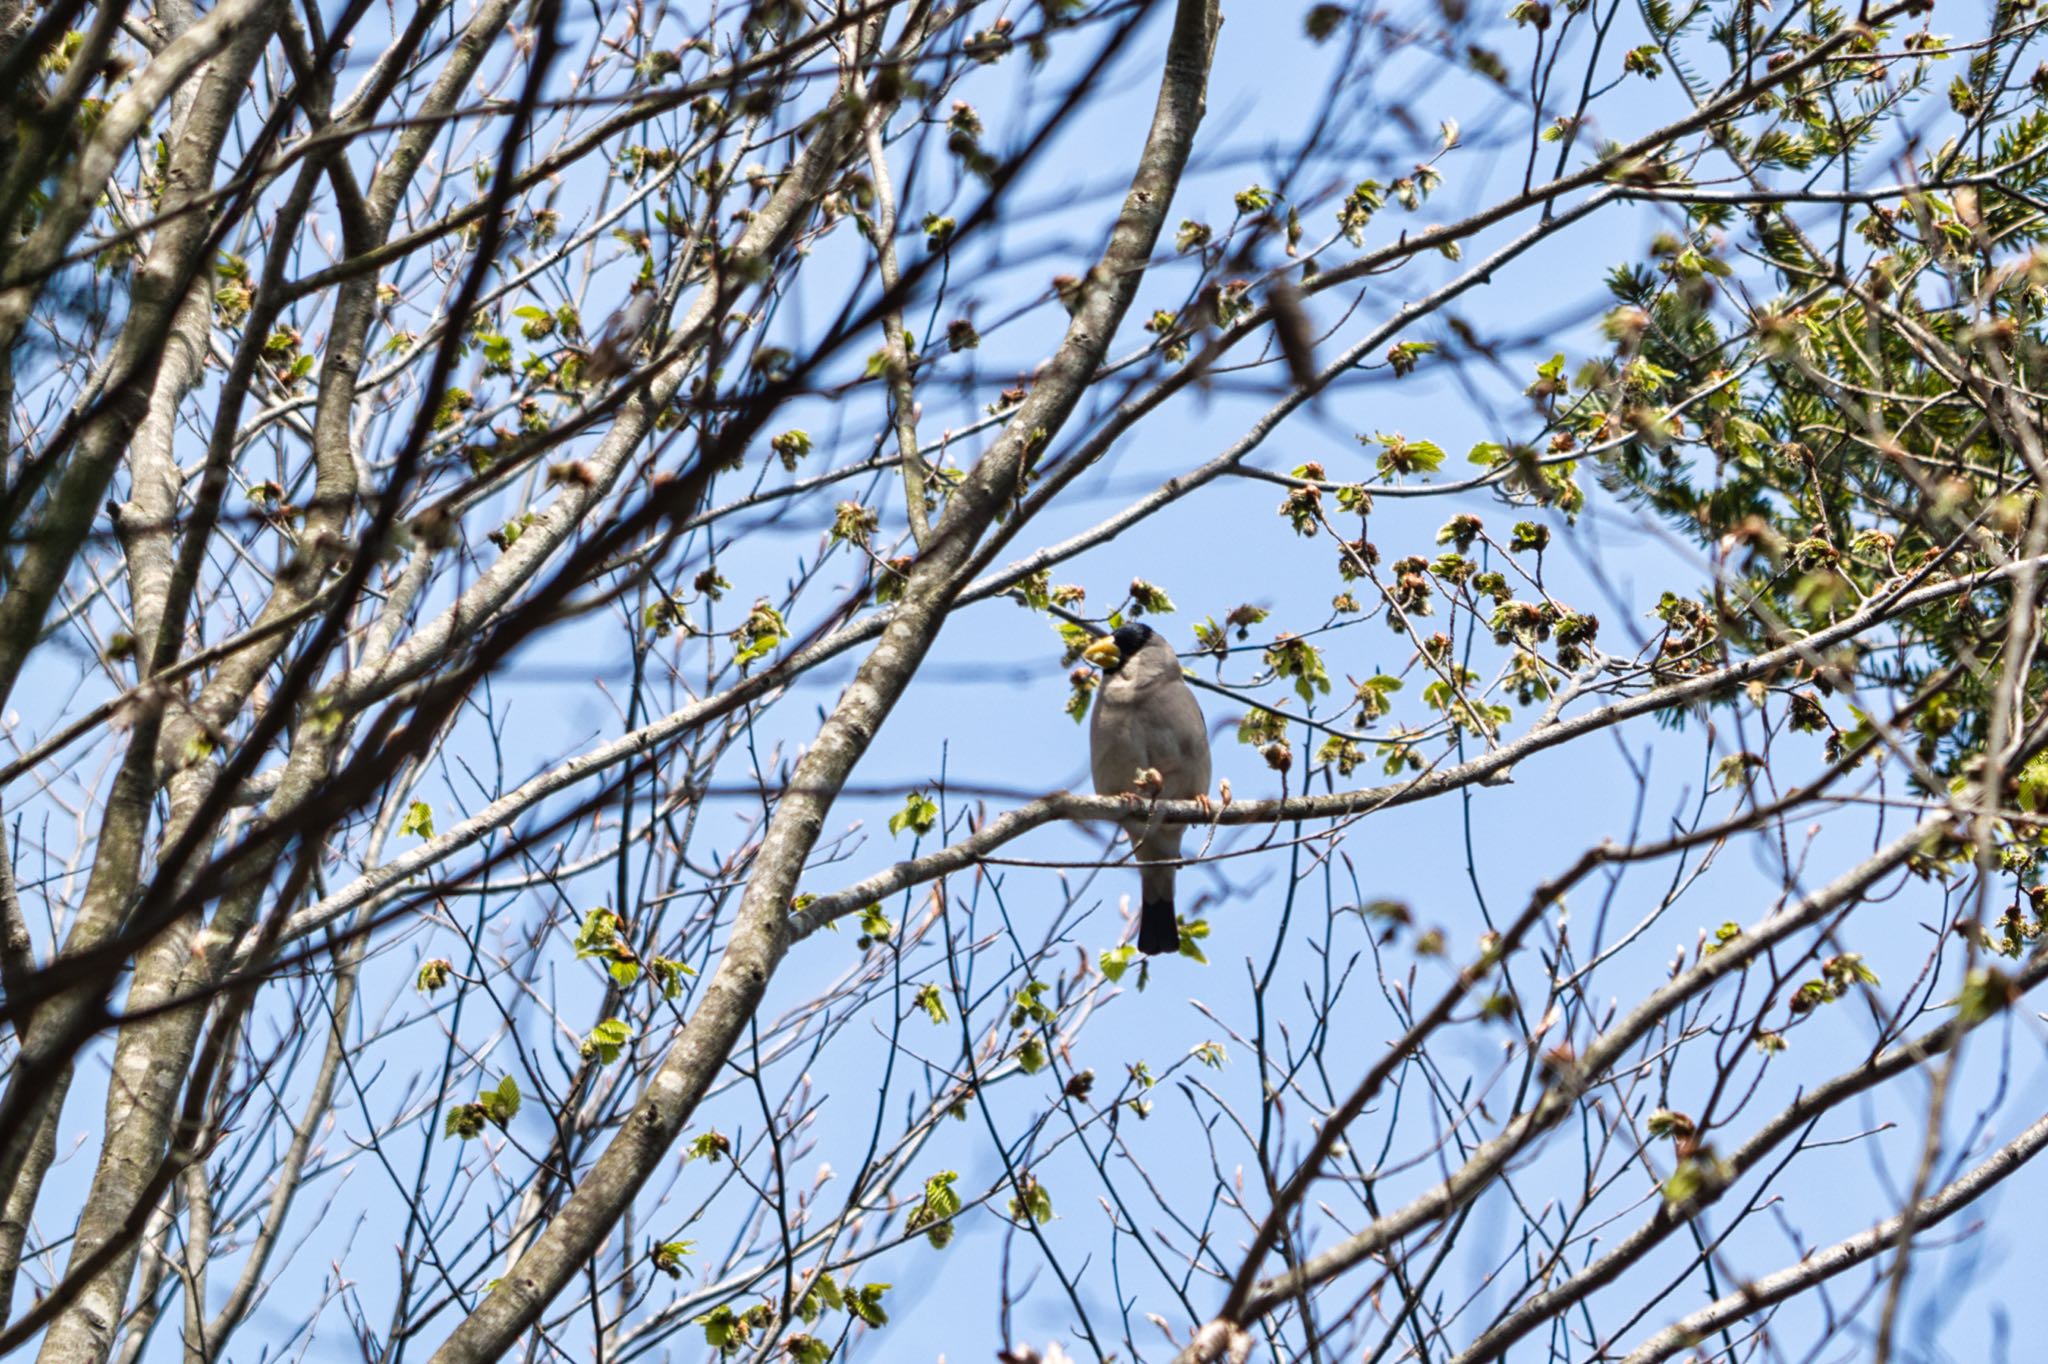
xmin=426 ymin=1 xmax=1221 ymax=1355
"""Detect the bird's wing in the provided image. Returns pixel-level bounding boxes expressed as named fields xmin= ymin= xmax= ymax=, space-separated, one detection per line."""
xmin=586 ymin=295 xmax=657 ymax=381
xmin=609 ymin=295 xmax=653 ymax=346
xmin=1148 ymin=678 xmax=1210 ymax=800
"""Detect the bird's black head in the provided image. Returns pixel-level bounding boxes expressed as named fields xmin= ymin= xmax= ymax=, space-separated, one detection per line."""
xmin=1078 ymin=621 xmax=1150 ymax=674
xmin=1111 ymin=622 xmax=1155 ymax=660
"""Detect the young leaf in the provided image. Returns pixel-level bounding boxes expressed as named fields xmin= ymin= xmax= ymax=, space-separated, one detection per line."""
xmin=399 ymin=800 xmax=434 ymax=839
xmin=848 ymin=1283 xmax=890 ymax=1328
xmin=887 ymin=792 xmax=939 ymax=838
xmin=650 ymin=1240 xmax=695 ymax=1278
xmin=686 ymin=1130 xmax=732 ymax=1163
xmin=580 ymin=1017 xmax=633 ymax=1065
xmin=1008 ymin=1173 xmax=1055 ymax=1225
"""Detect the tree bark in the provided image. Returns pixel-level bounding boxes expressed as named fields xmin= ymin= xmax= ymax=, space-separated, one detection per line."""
xmin=427 ymin=1 xmax=1222 ymax=1356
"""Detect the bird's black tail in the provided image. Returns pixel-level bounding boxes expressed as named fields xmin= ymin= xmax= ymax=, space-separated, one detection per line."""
xmin=1138 ymin=897 xmax=1180 ymax=955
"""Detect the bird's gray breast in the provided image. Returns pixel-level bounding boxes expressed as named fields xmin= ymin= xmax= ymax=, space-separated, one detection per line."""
xmin=1090 ymin=673 xmax=1209 ymax=799
xmin=1090 ymin=687 xmax=1147 ymax=796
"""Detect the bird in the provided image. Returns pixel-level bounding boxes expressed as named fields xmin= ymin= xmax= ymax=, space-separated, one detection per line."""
xmin=583 ymin=280 xmax=658 ymax=385
xmin=1084 ymin=622 xmax=1212 ymax=955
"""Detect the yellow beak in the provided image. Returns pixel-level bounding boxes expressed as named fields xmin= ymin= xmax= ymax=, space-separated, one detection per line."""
xmin=1082 ymin=636 xmax=1122 ymax=669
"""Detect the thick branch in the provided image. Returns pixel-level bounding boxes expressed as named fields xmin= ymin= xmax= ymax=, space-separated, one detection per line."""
xmin=424 ymin=2 xmax=1221 ymax=1355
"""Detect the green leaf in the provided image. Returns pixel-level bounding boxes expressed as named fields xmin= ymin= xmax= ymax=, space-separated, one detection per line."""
xmin=1016 ymin=1036 xmax=1048 ymax=1074
xmin=696 ymin=1305 xmax=747 ymax=1352
xmin=1127 ymin=578 xmax=1176 ymax=615
xmin=444 ymin=1103 xmax=486 ymax=1140
xmin=830 ymin=501 xmax=878 ymax=545
xmin=686 ymin=1130 xmax=732 ymax=1163
xmin=1369 ymin=431 xmax=1446 ymax=480
xmin=788 ymin=1335 xmax=833 ymax=1364
xmin=478 ymin=332 xmax=513 ymax=376
xmin=399 ymin=800 xmax=434 ymax=839
xmin=446 ymin=1082 xmax=516 ymax=1139
xmin=650 ymin=1240 xmax=694 ymax=1278
xmin=905 ymin=1169 xmax=961 ymax=1247
xmin=1387 ymin=340 xmax=1435 ymax=377
xmin=1337 ymin=179 xmax=1384 ymax=244
xmin=650 ymin=956 xmax=696 ymax=998
xmin=1065 ymin=672 xmax=1095 ymax=724
xmin=1009 ymin=979 xmax=1055 ymax=1028
xmin=485 ymin=1074 xmax=520 ymax=1125
xmin=848 ymin=1283 xmax=890 ymax=1327
xmin=887 ymin=792 xmax=939 ymax=838
xmin=431 ymin=387 xmax=474 ymax=430
xmin=2017 ymin=754 xmax=2048 ymax=813
xmin=489 ymin=511 xmax=534 ymax=551
xmin=1099 ymin=945 xmax=1137 ymax=982
xmin=1436 ymin=514 xmax=1484 ymax=551
xmin=731 ymin=601 xmax=789 ymax=668
xmin=1316 ymin=734 xmax=1365 ymax=776
xmin=769 ymin=429 xmax=812 ymax=470
xmin=1008 ymin=1173 xmax=1054 ymax=1225
xmin=1661 ymin=1150 xmax=1732 ymax=1208
xmin=913 ymin=983 xmax=948 ymax=1024
xmin=1353 ymin=673 xmax=1402 ymax=724
xmin=1264 ymin=636 xmax=1331 ymax=704
xmin=1714 ymin=753 xmax=1765 ymax=791
xmin=575 ymin=907 xmax=622 ymax=957
xmin=1956 ymin=967 xmax=2014 ymax=1023
xmin=580 ymin=1017 xmax=632 ymax=1065
xmin=857 ymin=903 xmax=893 ymax=946
xmin=1646 ymin=1108 xmax=1695 ymax=1140
xmin=1055 ymin=620 xmax=1094 ymax=665
xmin=1017 ymin=568 xmax=1053 ymax=611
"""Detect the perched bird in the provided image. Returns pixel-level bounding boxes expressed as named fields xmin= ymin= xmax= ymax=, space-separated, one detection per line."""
xmin=1084 ymin=622 xmax=1212 ymax=955
xmin=583 ymin=280 xmax=658 ymax=385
